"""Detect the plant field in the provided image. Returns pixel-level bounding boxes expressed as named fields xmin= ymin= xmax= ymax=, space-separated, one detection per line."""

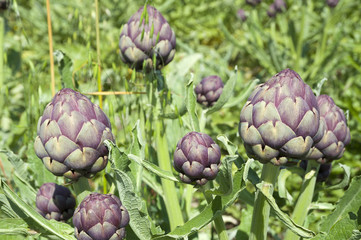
xmin=0 ymin=0 xmax=360 ymax=239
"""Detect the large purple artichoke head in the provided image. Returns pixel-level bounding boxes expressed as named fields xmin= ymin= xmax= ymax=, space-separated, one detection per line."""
xmin=173 ymin=132 xmax=221 ymax=186
xmin=306 ymin=95 xmax=350 ymax=163
xmin=194 ymin=75 xmax=224 ymax=107
xmin=119 ymin=5 xmax=176 ymax=72
xmin=327 ymin=0 xmax=339 ymax=8
xmin=300 ymin=160 xmax=332 ymax=182
xmin=34 ymin=88 xmax=115 ymax=180
xmin=239 ymin=69 xmax=323 ymax=165
xmin=36 ymin=183 xmax=76 ymax=221
xmin=73 ymin=193 xmax=129 ymax=240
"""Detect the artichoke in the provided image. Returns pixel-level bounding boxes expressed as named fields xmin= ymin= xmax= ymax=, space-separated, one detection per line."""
xmin=0 ymin=0 xmax=9 ymax=10
xmin=194 ymin=75 xmax=224 ymax=107
xmin=245 ymin=0 xmax=261 ymax=6
xmin=326 ymin=0 xmax=339 ymax=8
xmin=267 ymin=3 xmax=277 ymax=18
xmin=274 ymin=0 xmax=286 ymax=12
xmin=119 ymin=5 xmax=176 ymax=72
xmin=34 ymin=88 xmax=115 ymax=180
xmin=237 ymin=9 xmax=247 ymax=22
xmin=306 ymin=95 xmax=350 ymax=163
xmin=36 ymin=183 xmax=76 ymax=221
xmin=73 ymin=193 xmax=130 ymax=240
xmin=239 ymin=69 xmax=323 ymax=165
xmin=300 ymin=160 xmax=332 ymax=182
xmin=173 ymin=132 xmax=221 ymax=186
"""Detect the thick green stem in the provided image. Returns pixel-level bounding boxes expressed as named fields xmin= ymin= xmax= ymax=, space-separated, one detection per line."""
xmin=284 ymin=160 xmax=320 ymax=240
xmin=202 ymin=188 xmax=229 ymax=240
xmin=155 ymin=119 xmax=184 ymax=230
xmin=73 ymin=177 xmax=92 ymax=204
xmin=249 ymin=163 xmax=280 ymax=240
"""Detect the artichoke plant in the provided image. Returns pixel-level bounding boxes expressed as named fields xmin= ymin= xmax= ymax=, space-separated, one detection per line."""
xmin=36 ymin=183 xmax=76 ymax=221
xmin=237 ymin=9 xmax=247 ymax=22
xmin=300 ymin=160 xmax=332 ymax=182
xmin=306 ymin=95 xmax=351 ymax=163
xmin=327 ymin=0 xmax=339 ymax=8
xmin=119 ymin=5 xmax=176 ymax=72
xmin=194 ymin=75 xmax=224 ymax=107
xmin=173 ymin=132 xmax=221 ymax=186
xmin=73 ymin=193 xmax=130 ymax=240
xmin=267 ymin=3 xmax=277 ymax=18
xmin=34 ymin=88 xmax=115 ymax=180
xmin=239 ymin=69 xmax=323 ymax=165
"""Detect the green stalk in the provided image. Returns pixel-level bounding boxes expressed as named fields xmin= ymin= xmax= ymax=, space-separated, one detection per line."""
xmin=0 ymin=16 xmax=4 ymax=110
xmin=201 ymin=187 xmax=229 ymax=240
xmin=284 ymin=160 xmax=320 ymax=240
xmin=155 ymin=119 xmax=184 ymax=230
xmin=73 ymin=177 xmax=92 ymax=204
xmin=249 ymin=163 xmax=280 ymax=240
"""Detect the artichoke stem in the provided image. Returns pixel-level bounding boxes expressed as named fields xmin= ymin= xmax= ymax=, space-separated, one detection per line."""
xmin=249 ymin=163 xmax=280 ymax=240
xmin=201 ymin=186 xmax=229 ymax=240
xmin=73 ymin=177 xmax=92 ymax=204
xmin=155 ymin=119 xmax=184 ymax=230
xmin=284 ymin=160 xmax=320 ymax=240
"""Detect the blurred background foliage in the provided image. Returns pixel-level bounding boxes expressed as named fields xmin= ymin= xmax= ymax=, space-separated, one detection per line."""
xmin=0 ymin=0 xmax=360 ymax=238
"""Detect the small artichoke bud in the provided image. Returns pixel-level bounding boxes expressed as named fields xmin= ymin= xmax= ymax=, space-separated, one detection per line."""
xmin=36 ymin=183 xmax=76 ymax=221
xmin=119 ymin=5 xmax=176 ymax=72
xmin=173 ymin=132 xmax=221 ymax=186
xmin=34 ymin=88 xmax=115 ymax=180
xmin=300 ymin=160 xmax=332 ymax=182
xmin=326 ymin=0 xmax=339 ymax=8
xmin=194 ymin=75 xmax=224 ymax=107
xmin=73 ymin=193 xmax=130 ymax=240
xmin=274 ymin=0 xmax=287 ymax=12
xmin=267 ymin=3 xmax=277 ymax=18
xmin=239 ymin=69 xmax=323 ymax=165
xmin=246 ymin=0 xmax=262 ymax=6
xmin=306 ymin=95 xmax=350 ymax=163
xmin=237 ymin=9 xmax=247 ymax=22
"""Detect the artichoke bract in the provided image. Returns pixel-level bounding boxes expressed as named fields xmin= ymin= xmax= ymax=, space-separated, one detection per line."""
xmin=36 ymin=183 xmax=76 ymax=221
xmin=239 ymin=69 xmax=323 ymax=165
xmin=34 ymin=88 xmax=115 ymax=180
xmin=119 ymin=5 xmax=176 ymax=72
xmin=194 ymin=75 xmax=224 ymax=107
xmin=173 ymin=132 xmax=221 ymax=186
xmin=306 ymin=95 xmax=350 ymax=163
xmin=300 ymin=160 xmax=332 ymax=182
xmin=73 ymin=193 xmax=129 ymax=240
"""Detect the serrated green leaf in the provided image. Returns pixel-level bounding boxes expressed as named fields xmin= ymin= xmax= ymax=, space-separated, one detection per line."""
xmin=256 ymin=182 xmax=315 ymax=238
xmin=217 ymin=135 xmax=238 ymax=156
xmin=208 ymin=155 xmax=237 ymax=196
xmin=127 ymin=154 xmax=179 ymax=182
xmin=104 ymin=140 xmax=130 ymax=172
xmin=320 ymin=176 xmax=361 ymax=233
xmin=311 ymin=216 xmax=357 ymax=240
xmin=0 ymin=218 xmax=28 ymax=236
xmin=54 ymin=50 xmax=73 ymax=89
xmin=278 ymin=168 xmax=294 ymax=203
xmin=349 ymin=230 xmax=361 ymax=240
xmin=206 ymin=68 xmax=237 ymax=115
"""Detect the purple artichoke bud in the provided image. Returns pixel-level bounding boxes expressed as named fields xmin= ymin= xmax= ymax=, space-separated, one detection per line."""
xmin=73 ymin=193 xmax=129 ymax=240
xmin=267 ymin=3 xmax=277 ymax=18
xmin=0 ymin=0 xmax=9 ymax=10
xmin=306 ymin=95 xmax=350 ymax=163
xmin=246 ymin=0 xmax=262 ymax=6
xmin=274 ymin=0 xmax=287 ymax=12
xmin=239 ymin=69 xmax=323 ymax=165
xmin=194 ymin=75 xmax=224 ymax=107
xmin=119 ymin=5 xmax=176 ymax=72
xmin=36 ymin=183 xmax=76 ymax=221
xmin=300 ymin=160 xmax=332 ymax=182
xmin=173 ymin=132 xmax=221 ymax=186
xmin=237 ymin=9 xmax=247 ymax=22
xmin=34 ymin=88 xmax=115 ymax=180
xmin=326 ymin=0 xmax=339 ymax=8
